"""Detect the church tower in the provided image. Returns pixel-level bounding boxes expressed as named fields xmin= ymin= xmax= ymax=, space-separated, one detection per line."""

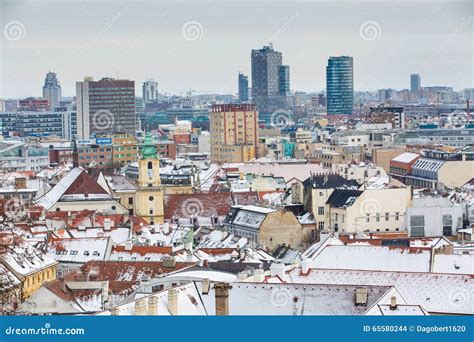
xmin=134 ymin=132 xmax=164 ymax=224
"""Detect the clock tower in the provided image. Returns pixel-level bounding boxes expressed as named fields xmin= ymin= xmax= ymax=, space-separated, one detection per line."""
xmin=135 ymin=132 xmax=164 ymax=224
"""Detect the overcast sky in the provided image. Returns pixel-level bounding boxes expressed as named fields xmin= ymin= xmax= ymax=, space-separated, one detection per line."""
xmin=0 ymin=0 xmax=472 ymax=98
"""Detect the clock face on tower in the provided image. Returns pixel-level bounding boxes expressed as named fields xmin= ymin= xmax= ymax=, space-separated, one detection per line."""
xmin=147 ymin=169 xmax=154 ymax=178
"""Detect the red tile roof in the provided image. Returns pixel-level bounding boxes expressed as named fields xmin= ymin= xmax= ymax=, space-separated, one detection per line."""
xmin=112 ymin=245 xmax=173 ymax=256
xmin=63 ymin=260 xmax=195 ymax=294
xmin=63 ymin=170 xmax=109 ymax=195
xmin=163 ymin=192 xmax=259 ymax=219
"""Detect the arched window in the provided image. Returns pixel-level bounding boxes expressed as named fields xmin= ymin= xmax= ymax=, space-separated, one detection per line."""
xmin=147 ymin=161 xmax=153 ymax=169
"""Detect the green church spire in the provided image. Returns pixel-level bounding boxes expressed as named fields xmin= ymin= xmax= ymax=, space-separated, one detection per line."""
xmin=141 ymin=132 xmax=157 ymax=159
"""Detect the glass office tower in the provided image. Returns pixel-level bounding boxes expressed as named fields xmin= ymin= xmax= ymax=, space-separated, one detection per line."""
xmin=326 ymin=56 xmax=354 ymax=115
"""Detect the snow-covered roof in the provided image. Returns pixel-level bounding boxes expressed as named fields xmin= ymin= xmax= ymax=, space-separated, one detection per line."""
xmin=199 ymin=282 xmax=396 ymax=315
xmin=35 ymin=168 xmax=84 ymax=209
xmin=35 ymin=168 xmax=114 ymax=210
xmin=285 ymin=268 xmax=473 ymax=315
xmin=1 ymin=239 xmax=58 ymax=278
xmin=432 ymin=254 xmax=474 ymax=275
xmin=0 ymin=264 xmax=21 ymax=288
xmin=308 ymin=245 xmax=431 ymax=273
xmin=365 ymin=304 xmax=429 ymax=316
xmin=106 ymin=282 xmax=208 ymax=316
xmin=107 ymin=281 xmax=399 ymax=316
xmin=392 ymin=152 xmax=419 ymax=164
xmin=48 ymin=237 xmax=112 ymax=263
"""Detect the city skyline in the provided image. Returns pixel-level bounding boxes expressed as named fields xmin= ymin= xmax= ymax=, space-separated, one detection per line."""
xmin=1 ymin=0 xmax=472 ymax=98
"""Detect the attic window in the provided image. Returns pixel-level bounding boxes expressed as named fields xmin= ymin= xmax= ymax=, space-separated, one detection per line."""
xmin=83 ymin=251 xmax=90 ymax=256
xmin=93 ymin=251 xmax=99 ymax=256
xmin=70 ymin=250 xmax=78 ymax=255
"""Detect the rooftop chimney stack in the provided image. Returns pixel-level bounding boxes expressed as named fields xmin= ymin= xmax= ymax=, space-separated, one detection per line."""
xmin=390 ymin=296 xmax=398 ymax=311
xmin=14 ymin=177 xmax=27 ymax=190
xmin=202 ymin=278 xmax=210 ymax=295
xmin=168 ymin=288 xmax=178 ymax=315
xmin=301 ymin=259 xmax=310 ymax=275
xmin=148 ymin=296 xmax=158 ymax=315
xmin=253 ymin=268 xmax=265 ymax=282
xmin=214 ymin=282 xmax=232 ymax=316
xmin=134 ymin=298 xmax=147 ymax=316
xmin=269 ymin=261 xmax=286 ymax=279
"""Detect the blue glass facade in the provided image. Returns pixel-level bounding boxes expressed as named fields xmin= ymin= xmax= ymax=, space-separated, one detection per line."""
xmin=326 ymin=56 xmax=354 ymax=115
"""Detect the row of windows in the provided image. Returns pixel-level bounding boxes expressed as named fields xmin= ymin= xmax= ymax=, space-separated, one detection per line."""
xmin=365 ymin=212 xmax=400 ymax=222
xmin=25 ymin=268 xmax=54 ymax=287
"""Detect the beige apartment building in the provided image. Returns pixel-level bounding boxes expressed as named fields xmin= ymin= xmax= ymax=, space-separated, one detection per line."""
xmin=327 ymin=186 xmax=412 ymax=234
xmin=308 ymin=143 xmax=364 ymax=168
xmin=210 ymin=104 xmax=258 ymax=163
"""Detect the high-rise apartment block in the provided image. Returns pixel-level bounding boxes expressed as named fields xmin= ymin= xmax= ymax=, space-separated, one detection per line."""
xmin=210 ymin=104 xmax=258 ymax=163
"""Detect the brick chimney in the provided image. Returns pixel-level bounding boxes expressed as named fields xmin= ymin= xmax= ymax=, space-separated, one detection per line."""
xmin=148 ymin=296 xmax=158 ymax=315
xmin=214 ymin=282 xmax=232 ymax=316
xmin=15 ymin=177 xmax=27 ymax=190
xmin=168 ymin=288 xmax=178 ymax=315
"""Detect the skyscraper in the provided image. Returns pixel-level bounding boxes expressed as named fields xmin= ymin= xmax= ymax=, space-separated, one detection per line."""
xmin=410 ymin=74 xmax=421 ymax=93
xmin=76 ymin=77 xmax=136 ymax=139
xmin=238 ymin=72 xmax=249 ymax=103
xmin=251 ymin=44 xmax=288 ymax=122
xmin=42 ymin=71 xmax=62 ymax=110
xmin=326 ymin=56 xmax=354 ymax=115
xmin=142 ymin=79 xmax=159 ymax=103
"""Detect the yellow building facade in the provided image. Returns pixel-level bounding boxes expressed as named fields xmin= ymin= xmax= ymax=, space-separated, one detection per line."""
xmin=210 ymin=104 xmax=258 ymax=163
